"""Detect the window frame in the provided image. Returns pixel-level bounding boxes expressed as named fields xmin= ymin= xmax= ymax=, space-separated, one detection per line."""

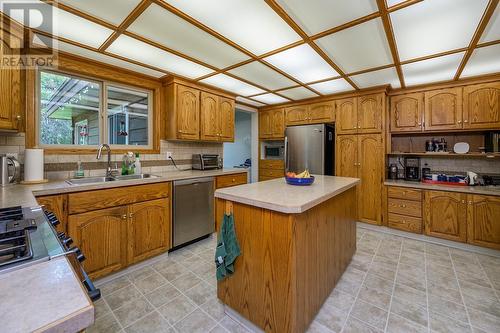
xmin=35 ymin=68 xmax=153 ymax=150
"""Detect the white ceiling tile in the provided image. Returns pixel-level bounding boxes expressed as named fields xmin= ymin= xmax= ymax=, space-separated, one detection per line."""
xmin=275 ymin=0 xmax=377 ymax=35
xmin=252 ymin=93 xmax=290 ymax=105
xmin=162 ymin=0 xmax=301 ymax=55
xmin=236 ymin=96 xmax=265 ymax=107
xmin=386 ymin=0 xmax=406 ymax=7
xmin=308 ymin=78 xmax=354 ymax=95
xmin=107 ymin=35 xmax=213 ymax=78
xmin=480 ymin=5 xmax=500 ymax=43
xmin=350 ymin=67 xmax=401 ymax=89
xmin=277 ymin=87 xmax=318 ymax=100
xmin=316 ymin=18 xmax=393 ymax=73
xmin=402 ymin=52 xmax=465 ymax=86
xmin=228 ymin=61 xmax=296 ymax=90
xmin=264 ymin=44 xmax=338 ymax=83
xmin=128 ymin=3 xmax=248 ymax=68
xmin=391 ymin=0 xmax=489 ymax=61
xmin=461 ymin=44 xmax=500 ymax=78
xmin=200 ymin=74 xmax=265 ymax=96
xmin=32 ymin=34 xmax=164 ymax=78
xmin=59 ymin=0 xmax=140 ymax=26
xmin=4 ymin=1 xmax=113 ymax=48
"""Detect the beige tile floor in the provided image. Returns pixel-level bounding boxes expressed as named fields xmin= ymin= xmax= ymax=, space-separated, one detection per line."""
xmin=88 ymin=227 xmax=500 ymax=333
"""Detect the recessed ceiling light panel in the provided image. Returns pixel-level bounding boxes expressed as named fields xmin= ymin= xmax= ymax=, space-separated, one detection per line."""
xmin=236 ymin=96 xmax=265 ymax=107
xmin=200 ymin=74 xmax=265 ymax=96
xmin=350 ymin=67 xmax=401 ymax=89
xmin=59 ymin=0 xmax=141 ymax=26
xmin=480 ymin=6 xmax=500 ymax=43
xmin=228 ymin=61 xmax=296 ymax=90
xmin=401 ymin=52 xmax=465 ymax=86
xmin=308 ymin=78 xmax=354 ymax=94
xmin=461 ymin=44 xmax=500 ymax=78
xmin=252 ymin=93 xmax=290 ymax=104
xmin=277 ymin=87 xmax=318 ymax=100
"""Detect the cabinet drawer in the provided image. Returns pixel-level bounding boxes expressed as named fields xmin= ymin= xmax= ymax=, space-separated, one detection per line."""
xmin=388 ymin=213 xmax=422 ymax=234
xmin=387 ymin=186 xmax=422 ymax=201
xmin=259 ymin=159 xmax=284 ymax=170
xmin=259 ymin=168 xmax=284 ymax=178
xmin=69 ymin=182 xmax=170 ymax=214
xmin=388 ymin=198 xmax=422 ymax=217
xmin=216 ymin=173 xmax=247 ymax=189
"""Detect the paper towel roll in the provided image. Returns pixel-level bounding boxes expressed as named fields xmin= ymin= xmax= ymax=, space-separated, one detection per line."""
xmin=24 ymin=148 xmax=44 ymax=181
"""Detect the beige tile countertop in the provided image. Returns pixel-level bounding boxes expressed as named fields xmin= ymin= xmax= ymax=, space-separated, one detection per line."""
xmin=1 ymin=168 xmax=248 ymax=209
xmin=0 ymin=257 xmax=94 ymax=333
xmin=385 ymin=179 xmax=500 ymax=197
xmin=215 ymin=175 xmax=360 ymax=214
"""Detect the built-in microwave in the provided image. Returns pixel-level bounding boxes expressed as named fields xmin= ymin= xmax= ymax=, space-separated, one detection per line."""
xmin=264 ymin=144 xmax=284 ymax=159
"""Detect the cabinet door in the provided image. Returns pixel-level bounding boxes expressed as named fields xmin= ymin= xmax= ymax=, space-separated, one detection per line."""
xmin=200 ymin=92 xmax=220 ymax=141
xmin=335 ymin=98 xmax=358 ymax=134
xmin=390 ymin=93 xmax=423 ymax=132
xmin=463 ymin=82 xmax=500 ymax=129
xmin=358 ymin=134 xmax=383 ymax=225
xmin=467 ymin=195 xmax=500 ymax=250
xmin=176 ymin=85 xmax=200 ymax=140
xmin=309 ymin=101 xmax=335 ymax=123
xmin=271 ymin=109 xmax=285 ymax=138
xmin=0 ymin=38 xmax=22 ymax=130
xmin=259 ymin=110 xmax=272 ymax=139
xmin=285 ymin=105 xmax=309 ymax=125
xmin=424 ymin=191 xmax=467 ymax=242
xmin=219 ymin=97 xmax=235 ymax=142
xmin=424 ymin=88 xmax=463 ymax=131
xmin=335 ymin=135 xmax=358 ymax=178
xmin=128 ymin=198 xmax=170 ymax=264
xmin=36 ymin=194 xmax=67 ymax=233
xmin=68 ymin=206 xmax=128 ymax=279
xmin=358 ymin=94 xmax=383 ymax=133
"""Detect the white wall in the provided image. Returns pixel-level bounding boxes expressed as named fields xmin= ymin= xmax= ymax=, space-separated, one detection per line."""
xmin=223 ymin=111 xmax=252 ymax=168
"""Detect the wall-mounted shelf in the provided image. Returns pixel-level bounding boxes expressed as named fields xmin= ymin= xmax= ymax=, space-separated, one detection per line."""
xmin=388 ymin=152 xmax=500 ymax=158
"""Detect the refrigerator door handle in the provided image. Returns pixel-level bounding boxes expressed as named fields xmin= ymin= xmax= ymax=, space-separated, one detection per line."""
xmin=284 ymin=135 xmax=289 ymax=173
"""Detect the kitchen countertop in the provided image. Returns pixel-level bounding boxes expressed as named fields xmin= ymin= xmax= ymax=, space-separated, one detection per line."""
xmin=1 ymin=168 xmax=248 ymax=209
xmin=385 ymin=179 xmax=500 ymax=196
xmin=215 ymin=175 xmax=360 ymax=213
xmin=0 ymin=256 xmax=94 ymax=333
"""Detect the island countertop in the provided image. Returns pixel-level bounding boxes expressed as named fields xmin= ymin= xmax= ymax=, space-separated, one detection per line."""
xmin=214 ymin=175 xmax=360 ymax=213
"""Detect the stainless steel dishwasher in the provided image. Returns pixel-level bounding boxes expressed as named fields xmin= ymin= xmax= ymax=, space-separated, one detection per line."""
xmin=172 ymin=177 xmax=214 ymax=247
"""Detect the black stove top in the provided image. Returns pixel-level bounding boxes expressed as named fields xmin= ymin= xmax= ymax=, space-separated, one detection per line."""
xmin=0 ymin=206 xmax=37 ymax=268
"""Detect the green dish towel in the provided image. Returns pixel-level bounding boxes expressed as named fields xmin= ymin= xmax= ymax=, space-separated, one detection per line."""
xmin=215 ymin=213 xmax=241 ymax=281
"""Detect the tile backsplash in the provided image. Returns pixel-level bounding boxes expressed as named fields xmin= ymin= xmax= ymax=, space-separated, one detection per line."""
xmin=388 ymin=156 xmax=500 ymax=175
xmin=0 ymin=132 xmax=223 ymax=180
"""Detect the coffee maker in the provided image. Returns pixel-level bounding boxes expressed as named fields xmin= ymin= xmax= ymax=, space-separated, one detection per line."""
xmin=404 ymin=157 xmax=420 ymax=181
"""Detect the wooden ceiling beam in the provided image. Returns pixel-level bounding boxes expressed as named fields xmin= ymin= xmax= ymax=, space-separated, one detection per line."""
xmin=310 ymin=12 xmax=380 ymax=41
xmin=98 ymin=0 xmax=152 ymax=52
xmin=387 ymin=0 xmax=424 ymax=13
xmin=454 ymin=0 xmax=499 ymax=80
xmin=376 ymin=0 xmax=406 ymax=88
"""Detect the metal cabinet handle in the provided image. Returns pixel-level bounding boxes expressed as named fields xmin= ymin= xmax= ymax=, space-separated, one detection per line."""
xmin=15 ymin=115 xmax=21 ymax=120
xmin=457 ymin=120 xmax=462 ymax=124
xmin=461 ymin=200 xmax=465 ymax=204
xmin=468 ymin=201 xmax=472 ymax=205
xmin=121 ymin=214 xmax=127 ymax=220
xmin=418 ymin=122 xmax=422 ymax=125
xmin=129 ymin=213 xmax=133 ymax=218
xmin=463 ymin=120 xmax=468 ymax=123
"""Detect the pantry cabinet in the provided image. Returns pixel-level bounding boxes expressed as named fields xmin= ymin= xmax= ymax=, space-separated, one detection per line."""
xmin=423 ymin=190 xmax=467 ymax=242
xmin=259 ymin=108 xmax=284 ymax=139
xmin=390 ymin=93 xmax=424 ymax=132
xmin=424 ymin=87 xmax=463 ymax=131
xmin=36 ymin=194 xmax=68 ymax=233
xmin=0 ymin=36 xmax=22 ymax=131
xmin=335 ymin=135 xmax=358 ymax=178
xmin=467 ymin=195 xmax=500 ymax=250
xmin=463 ymin=82 xmax=500 ymax=130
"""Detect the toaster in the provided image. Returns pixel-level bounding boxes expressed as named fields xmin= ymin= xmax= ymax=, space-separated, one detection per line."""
xmin=192 ymin=154 xmax=220 ymax=170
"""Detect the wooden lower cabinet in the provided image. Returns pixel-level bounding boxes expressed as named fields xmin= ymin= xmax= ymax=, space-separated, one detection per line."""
xmin=68 ymin=206 xmax=128 ymax=279
xmin=467 ymin=195 xmax=500 ymax=250
xmin=424 ymin=191 xmax=467 ymax=242
xmin=36 ymin=194 xmax=68 ymax=233
xmin=128 ymin=198 xmax=170 ymax=264
xmin=215 ymin=173 xmax=247 ymax=230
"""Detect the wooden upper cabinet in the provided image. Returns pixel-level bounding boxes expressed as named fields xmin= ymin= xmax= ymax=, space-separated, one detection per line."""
xmin=285 ymin=105 xmax=309 ymax=125
xmin=463 ymin=82 xmax=500 ymax=129
xmin=128 ymin=198 xmax=170 ymax=264
xmin=36 ymin=194 xmax=68 ymax=233
xmin=390 ymin=93 xmax=424 ymax=132
xmin=424 ymin=87 xmax=463 ymax=131
xmin=424 ymin=190 xmax=467 ymax=242
xmin=219 ymin=96 xmax=235 ymax=142
xmin=309 ymin=101 xmax=335 ymax=123
xmin=357 ymin=134 xmax=383 ymax=225
xmin=176 ymin=85 xmax=200 ymax=140
xmin=467 ymin=194 xmax=500 ymax=250
xmin=358 ymin=94 xmax=383 ymax=134
xmin=260 ymin=108 xmax=284 ymax=139
xmin=200 ymin=92 xmax=219 ymax=141
xmin=335 ymin=98 xmax=358 ymax=134
xmin=68 ymin=206 xmax=128 ymax=279
xmin=0 ymin=38 xmax=22 ymax=131
xmin=335 ymin=135 xmax=358 ymax=178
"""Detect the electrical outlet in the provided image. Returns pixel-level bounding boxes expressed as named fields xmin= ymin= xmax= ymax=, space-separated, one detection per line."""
xmin=166 ymin=151 xmax=172 ymax=159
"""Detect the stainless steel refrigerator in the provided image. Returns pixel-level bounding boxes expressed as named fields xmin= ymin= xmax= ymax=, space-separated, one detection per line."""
xmin=284 ymin=123 xmax=335 ymax=175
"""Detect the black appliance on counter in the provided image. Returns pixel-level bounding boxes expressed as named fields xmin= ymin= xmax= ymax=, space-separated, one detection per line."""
xmin=483 ymin=174 xmax=500 ymax=186
xmin=0 ymin=206 xmax=100 ymax=301
xmin=485 ymin=132 xmax=500 ymax=153
xmin=404 ymin=157 xmax=420 ymax=181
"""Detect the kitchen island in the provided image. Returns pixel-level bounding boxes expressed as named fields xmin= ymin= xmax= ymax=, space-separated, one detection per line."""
xmin=214 ymin=175 xmax=360 ymax=333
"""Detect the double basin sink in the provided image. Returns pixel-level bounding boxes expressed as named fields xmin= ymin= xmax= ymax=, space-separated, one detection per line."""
xmin=66 ymin=173 xmax=158 ymax=185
